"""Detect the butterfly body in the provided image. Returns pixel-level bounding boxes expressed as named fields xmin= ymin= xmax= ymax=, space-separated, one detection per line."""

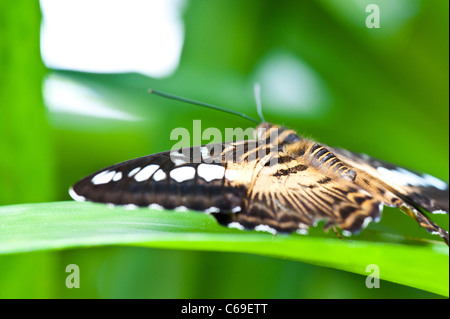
xmin=70 ymin=122 xmax=449 ymax=244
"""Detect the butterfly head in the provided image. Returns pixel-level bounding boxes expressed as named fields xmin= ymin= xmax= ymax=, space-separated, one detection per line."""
xmin=255 ymin=122 xmax=301 ymax=145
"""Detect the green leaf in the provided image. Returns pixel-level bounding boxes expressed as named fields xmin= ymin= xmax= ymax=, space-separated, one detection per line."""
xmin=0 ymin=201 xmax=448 ymax=297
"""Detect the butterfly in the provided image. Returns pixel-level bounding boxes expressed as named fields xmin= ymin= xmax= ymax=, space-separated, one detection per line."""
xmin=69 ymin=88 xmax=449 ymax=245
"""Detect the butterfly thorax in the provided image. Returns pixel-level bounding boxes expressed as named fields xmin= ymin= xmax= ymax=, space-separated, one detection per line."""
xmin=257 ymin=123 xmax=357 ymax=183
xmin=255 ymin=122 xmax=301 ymax=145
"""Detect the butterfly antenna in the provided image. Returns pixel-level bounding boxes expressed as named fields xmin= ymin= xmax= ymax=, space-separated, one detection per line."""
xmin=148 ymin=89 xmax=260 ymax=124
xmin=253 ymin=82 xmax=265 ymax=123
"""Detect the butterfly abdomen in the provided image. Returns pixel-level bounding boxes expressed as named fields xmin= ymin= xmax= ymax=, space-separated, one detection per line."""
xmin=285 ymin=141 xmax=357 ymax=182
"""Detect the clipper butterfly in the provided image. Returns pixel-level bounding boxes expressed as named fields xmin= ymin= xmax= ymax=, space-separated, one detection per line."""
xmin=70 ymin=89 xmax=449 ymax=245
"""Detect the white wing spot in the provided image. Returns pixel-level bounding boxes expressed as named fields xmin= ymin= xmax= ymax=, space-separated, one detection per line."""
xmin=153 ymin=169 xmax=166 ymax=182
xmin=231 ymin=206 xmax=241 ymax=213
xmin=172 ymin=158 xmax=187 ymax=166
xmin=296 ymin=223 xmax=309 ymax=235
xmin=69 ymin=187 xmax=86 ymax=202
xmin=374 ymin=203 xmax=384 ymax=222
xmin=422 ymin=173 xmax=448 ymax=191
xmin=228 ymin=222 xmax=245 ymax=230
xmin=204 ymin=207 xmax=220 ymax=213
xmin=198 ymin=164 xmax=225 ymax=182
xmin=296 ymin=226 xmax=308 ymax=235
xmin=170 ymin=166 xmax=196 ymax=183
xmin=148 ymin=203 xmax=163 ymax=210
xmin=170 ymin=151 xmax=189 ymax=166
xmin=377 ymin=167 xmax=448 ymax=190
xmin=224 ymin=169 xmax=238 ymax=182
xmin=254 ymin=224 xmax=277 ymax=235
xmin=134 ymin=164 xmax=159 ymax=182
xmin=92 ymin=170 xmax=115 ymax=185
xmin=128 ymin=167 xmax=141 ymax=177
xmin=362 ymin=217 xmax=373 ymax=229
xmin=342 ymin=230 xmax=352 ymax=237
xmin=112 ymin=171 xmax=122 ymax=182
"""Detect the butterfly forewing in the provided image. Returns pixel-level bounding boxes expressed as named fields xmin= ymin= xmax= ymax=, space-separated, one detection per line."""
xmin=71 ymin=142 xmax=260 ymax=213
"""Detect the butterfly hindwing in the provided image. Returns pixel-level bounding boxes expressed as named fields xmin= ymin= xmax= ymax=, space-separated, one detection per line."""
xmin=329 ymin=147 xmax=449 ymax=214
xmin=220 ymin=155 xmax=382 ymax=236
xmin=328 ymin=147 xmax=449 ymax=244
xmin=196 ymin=142 xmax=380 ymax=236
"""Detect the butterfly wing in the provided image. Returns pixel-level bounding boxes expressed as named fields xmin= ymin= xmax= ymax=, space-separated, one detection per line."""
xmin=329 ymin=147 xmax=449 ymax=214
xmin=327 ymin=147 xmax=449 ymax=244
xmin=70 ymin=142 xmax=251 ymax=212
xmin=219 ymin=153 xmax=382 ymax=236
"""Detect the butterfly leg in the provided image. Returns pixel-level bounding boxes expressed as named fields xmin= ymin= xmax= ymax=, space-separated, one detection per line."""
xmin=324 ymin=221 xmax=344 ymax=240
xmin=332 ymin=225 xmax=344 ymax=240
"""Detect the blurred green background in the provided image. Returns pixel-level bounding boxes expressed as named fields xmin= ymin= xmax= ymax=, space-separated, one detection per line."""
xmin=0 ymin=0 xmax=448 ymax=298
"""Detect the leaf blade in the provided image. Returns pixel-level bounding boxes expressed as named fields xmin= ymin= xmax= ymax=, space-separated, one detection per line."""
xmin=0 ymin=201 xmax=447 ymax=296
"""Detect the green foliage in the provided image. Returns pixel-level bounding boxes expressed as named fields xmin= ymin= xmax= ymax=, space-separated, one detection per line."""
xmin=0 ymin=0 xmax=55 ymax=204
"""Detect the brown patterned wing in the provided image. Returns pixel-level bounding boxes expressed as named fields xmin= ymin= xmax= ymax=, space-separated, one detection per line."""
xmin=329 ymin=147 xmax=449 ymax=214
xmin=328 ymin=147 xmax=449 ymax=244
xmin=220 ymin=155 xmax=382 ymax=237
